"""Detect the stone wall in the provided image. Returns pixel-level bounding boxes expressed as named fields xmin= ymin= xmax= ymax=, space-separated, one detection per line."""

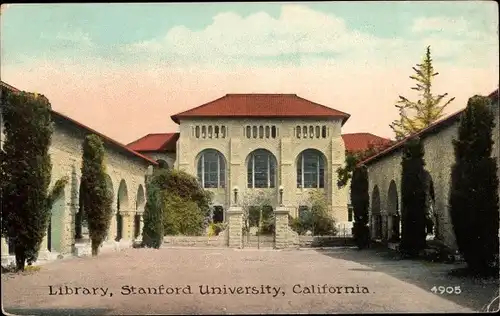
xmin=1 ymin=108 xmax=153 ymax=265
xmin=162 ymin=234 xmax=227 ymax=247
xmin=366 ymin=96 xmax=500 ymax=251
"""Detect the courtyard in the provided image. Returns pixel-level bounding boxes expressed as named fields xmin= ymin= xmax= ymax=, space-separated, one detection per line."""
xmin=2 ymin=247 xmax=497 ymax=315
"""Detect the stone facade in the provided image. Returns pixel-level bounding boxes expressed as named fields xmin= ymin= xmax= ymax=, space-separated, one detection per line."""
xmin=365 ymin=93 xmax=499 ymax=251
xmin=1 ymin=85 xmax=154 ymax=265
xmin=174 ymin=117 xmax=349 ymax=226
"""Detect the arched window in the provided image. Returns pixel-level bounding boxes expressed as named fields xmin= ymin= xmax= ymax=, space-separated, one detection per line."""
xmin=246 ymin=126 xmax=251 ymax=138
xmin=271 ymin=126 xmax=277 ymax=138
xmin=296 ymin=126 xmax=301 ymax=138
xmin=208 ymin=126 xmax=213 ymax=138
xmin=259 ymin=126 xmax=264 ymax=138
xmin=221 ymin=126 xmax=226 ymax=138
xmin=297 ymin=149 xmax=325 ymax=188
xmin=197 ymin=150 xmax=226 ymax=188
xmin=247 ymin=149 xmax=277 ymax=188
xmin=201 ymin=126 xmax=206 ymax=138
xmin=321 ymin=126 xmax=327 ymax=138
xmin=309 ymin=126 xmax=314 ymax=138
xmin=214 ymin=126 xmax=219 ymax=138
xmin=252 ymin=126 xmax=257 ymax=138
xmin=315 ymin=126 xmax=320 ymax=138
xmin=195 ymin=126 xmax=200 ymax=138
xmin=303 ymin=126 xmax=307 ymax=138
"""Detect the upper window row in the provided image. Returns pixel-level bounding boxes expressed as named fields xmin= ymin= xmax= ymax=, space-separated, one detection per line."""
xmin=296 ymin=125 xmax=329 ymax=139
xmin=194 ymin=125 xmax=227 ymax=139
xmin=245 ymin=125 xmax=278 ymax=139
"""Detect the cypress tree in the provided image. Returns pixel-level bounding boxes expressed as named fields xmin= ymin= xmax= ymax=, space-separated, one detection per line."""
xmin=399 ymin=137 xmax=427 ymax=257
xmin=141 ymin=169 xmax=167 ymax=248
xmin=350 ymin=165 xmax=370 ymax=249
xmin=81 ymin=134 xmax=113 ymax=256
xmin=1 ymin=90 xmax=67 ymax=271
xmin=449 ymin=95 xmax=499 ymax=274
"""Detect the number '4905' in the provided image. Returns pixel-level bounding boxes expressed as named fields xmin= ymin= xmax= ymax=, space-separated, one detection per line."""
xmin=431 ymin=286 xmax=462 ymax=294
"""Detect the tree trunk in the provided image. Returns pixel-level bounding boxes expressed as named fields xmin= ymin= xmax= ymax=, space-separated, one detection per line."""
xmin=15 ymin=247 xmax=26 ymax=272
xmin=91 ymin=242 xmax=99 ymax=256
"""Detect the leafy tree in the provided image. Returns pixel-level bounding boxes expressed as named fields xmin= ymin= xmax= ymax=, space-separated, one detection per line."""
xmin=290 ymin=190 xmax=337 ymax=236
xmin=80 ymin=134 xmax=113 ymax=256
xmin=163 ymin=169 xmax=213 ymax=217
xmin=337 ymin=140 xmax=393 ymax=188
xmin=1 ymin=90 xmax=68 ymax=271
xmin=163 ymin=191 xmax=205 ymax=236
xmin=449 ymin=95 xmax=499 ymax=275
xmin=141 ymin=168 xmax=168 ymax=248
xmin=240 ymin=191 xmax=274 ymax=237
xmin=350 ymin=165 xmax=370 ymax=249
xmin=390 ymin=46 xmax=455 ymax=140
xmin=399 ymin=137 xmax=427 ymax=257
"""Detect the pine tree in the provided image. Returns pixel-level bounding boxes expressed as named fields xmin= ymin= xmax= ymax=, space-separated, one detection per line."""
xmin=390 ymin=46 xmax=455 ymax=140
xmin=81 ymin=134 xmax=113 ymax=256
xmin=350 ymin=165 xmax=370 ymax=249
xmin=399 ymin=137 xmax=427 ymax=257
xmin=449 ymin=95 xmax=499 ymax=275
xmin=1 ymin=89 xmax=68 ymax=271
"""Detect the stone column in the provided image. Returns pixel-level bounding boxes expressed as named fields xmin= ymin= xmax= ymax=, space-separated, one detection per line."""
xmin=227 ymin=206 xmax=243 ymax=248
xmin=107 ymin=210 xmax=117 ymax=242
xmin=387 ymin=215 xmax=393 ymax=241
xmin=121 ymin=211 xmax=133 ymax=241
xmin=136 ymin=212 xmax=144 ymax=242
xmin=274 ymin=207 xmax=289 ymax=249
xmin=1 ymin=237 xmax=9 ymax=258
xmin=38 ymin=235 xmax=50 ymax=260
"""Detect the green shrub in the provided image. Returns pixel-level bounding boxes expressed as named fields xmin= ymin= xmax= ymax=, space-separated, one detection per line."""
xmin=163 ymin=191 xmax=205 ymax=236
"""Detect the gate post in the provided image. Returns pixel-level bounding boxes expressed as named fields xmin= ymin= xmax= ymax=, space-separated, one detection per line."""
xmin=227 ymin=206 xmax=243 ymax=248
xmin=274 ymin=206 xmax=289 ymax=249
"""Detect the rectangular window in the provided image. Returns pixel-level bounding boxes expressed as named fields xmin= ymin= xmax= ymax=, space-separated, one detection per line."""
xmin=265 ymin=126 xmax=270 ymax=138
xmin=253 ymin=126 xmax=257 ymax=138
xmin=322 ymin=126 xmax=327 ymax=138
xmin=271 ymin=126 xmax=277 ymax=138
xmin=246 ymin=126 xmax=251 ymax=138
xmin=303 ymin=126 xmax=307 ymax=138
xmin=214 ymin=126 xmax=219 ymax=138
xmin=315 ymin=126 xmax=320 ymax=138
xmin=309 ymin=126 xmax=314 ymax=138
xmin=259 ymin=126 xmax=264 ymax=138
xmin=221 ymin=126 xmax=226 ymax=138
xmin=201 ymin=126 xmax=206 ymax=138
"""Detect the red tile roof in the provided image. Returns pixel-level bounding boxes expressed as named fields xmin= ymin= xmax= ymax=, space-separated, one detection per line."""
xmin=1 ymin=81 xmax=157 ymax=166
xmin=171 ymin=94 xmax=350 ymax=125
xmin=127 ymin=133 xmax=179 ymax=152
xmin=342 ymin=133 xmax=393 ymax=153
xmin=358 ymin=88 xmax=499 ymax=167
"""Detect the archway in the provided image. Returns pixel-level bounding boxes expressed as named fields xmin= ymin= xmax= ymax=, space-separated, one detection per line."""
xmin=296 ymin=149 xmax=326 ymax=189
xmin=49 ymin=188 xmax=65 ymax=252
xmin=134 ymin=184 xmax=145 ymax=239
xmin=116 ymin=179 xmax=128 ymax=241
xmin=387 ymin=180 xmax=400 ymax=241
xmin=371 ymin=186 xmax=382 ymax=240
xmin=156 ymin=159 xmax=169 ymax=169
xmin=246 ymin=149 xmax=277 ymax=188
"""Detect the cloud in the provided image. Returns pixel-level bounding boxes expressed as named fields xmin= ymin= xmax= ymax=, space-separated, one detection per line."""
xmin=123 ymin=5 xmax=497 ymax=69
xmin=412 ymin=16 xmax=470 ymax=33
xmin=55 ymin=30 xmax=94 ymax=47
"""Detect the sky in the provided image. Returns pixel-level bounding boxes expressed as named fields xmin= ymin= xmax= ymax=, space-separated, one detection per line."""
xmin=1 ymin=2 xmax=498 ymax=144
